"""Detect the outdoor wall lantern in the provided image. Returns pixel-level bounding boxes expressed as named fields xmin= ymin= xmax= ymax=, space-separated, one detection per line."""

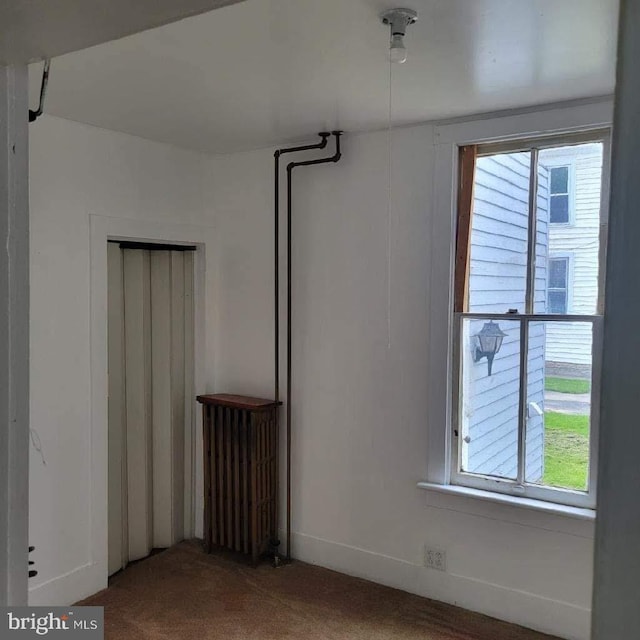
xmin=473 ymin=321 xmax=507 ymax=376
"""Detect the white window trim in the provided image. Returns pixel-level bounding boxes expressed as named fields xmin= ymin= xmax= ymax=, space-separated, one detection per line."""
xmin=422 ymin=98 xmax=613 ymax=516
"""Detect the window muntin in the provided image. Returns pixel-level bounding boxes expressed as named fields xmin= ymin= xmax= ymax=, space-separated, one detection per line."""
xmin=549 ymin=165 xmax=571 ymax=224
xmin=547 ymin=257 xmax=569 ymax=314
xmin=452 ymin=133 xmax=607 ymax=509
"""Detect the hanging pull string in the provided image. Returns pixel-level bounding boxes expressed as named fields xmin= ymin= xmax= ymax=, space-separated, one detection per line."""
xmin=30 ymin=428 xmax=47 ymax=466
xmin=386 ymin=53 xmax=393 ymax=350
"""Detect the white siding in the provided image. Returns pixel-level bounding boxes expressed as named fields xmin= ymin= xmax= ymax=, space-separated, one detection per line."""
xmin=462 ymin=152 xmax=545 ymax=481
xmin=544 ymin=144 xmax=603 ymax=366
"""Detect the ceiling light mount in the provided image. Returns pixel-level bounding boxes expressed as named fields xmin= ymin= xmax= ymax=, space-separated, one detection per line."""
xmin=381 ymin=8 xmax=418 ymax=64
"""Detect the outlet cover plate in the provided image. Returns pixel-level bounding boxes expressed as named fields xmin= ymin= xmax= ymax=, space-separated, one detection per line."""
xmin=424 ymin=546 xmax=446 ymax=571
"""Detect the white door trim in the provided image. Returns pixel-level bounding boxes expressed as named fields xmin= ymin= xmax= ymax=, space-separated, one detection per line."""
xmin=0 ymin=64 xmax=29 ymax=607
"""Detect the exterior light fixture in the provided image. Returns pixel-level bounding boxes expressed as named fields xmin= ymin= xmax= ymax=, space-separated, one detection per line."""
xmin=473 ymin=321 xmax=507 ymax=376
xmin=381 ymin=8 xmax=418 ymax=64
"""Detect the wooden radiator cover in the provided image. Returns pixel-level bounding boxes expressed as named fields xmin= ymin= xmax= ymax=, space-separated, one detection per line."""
xmin=197 ymin=394 xmax=280 ymax=562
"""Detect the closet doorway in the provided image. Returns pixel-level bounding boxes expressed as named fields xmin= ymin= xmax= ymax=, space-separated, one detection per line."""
xmin=107 ymin=241 xmax=195 ymax=576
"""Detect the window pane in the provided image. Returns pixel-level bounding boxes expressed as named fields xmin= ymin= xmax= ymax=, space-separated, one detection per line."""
xmin=548 ymin=291 xmax=567 ymax=314
xmin=467 ymin=152 xmax=531 ymax=314
xmin=550 ymin=166 xmax=569 ymax=194
xmin=525 ymin=321 xmax=593 ymax=491
xmin=460 ymin=318 xmax=520 ymax=480
xmin=549 ymin=195 xmax=569 ymax=223
xmin=536 ymin=142 xmax=604 ymax=314
xmin=549 ymin=259 xmax=568 ymax=288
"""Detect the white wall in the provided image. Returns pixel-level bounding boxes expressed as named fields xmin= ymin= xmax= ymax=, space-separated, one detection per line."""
xmin=206 ymin=122 xmax=595 ymax=640
xmin=28 ymin=115 xmax=213 ymax=605
xmin=28 ymin=108 xmax=598 ymax=638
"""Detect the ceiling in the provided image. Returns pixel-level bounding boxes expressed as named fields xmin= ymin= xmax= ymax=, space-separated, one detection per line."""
xmin=1 ymin=0 xmax=246 ymax=65
xmin=28 ymin=0 xmax=619 ymax=154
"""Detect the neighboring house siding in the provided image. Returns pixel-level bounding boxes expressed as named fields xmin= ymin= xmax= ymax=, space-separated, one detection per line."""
xmin=463 ymin=153 xmax=545 ymax=481
xmin=544 ymin=144 xmax=602 ymax=367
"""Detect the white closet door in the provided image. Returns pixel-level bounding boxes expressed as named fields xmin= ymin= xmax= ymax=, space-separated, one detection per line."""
xmin=183 ymin=251 xmax=195 ymax=538
xmin=169 ymin=251 xmax=186 ymax=543
xmin=108 ymin=245 xmax=194 ymax=574
xmin=107 ymin=244 xmax=127 ymax=576
xmin=123 ymin=249 xmax=153 ymax=562
xmin=150 ymin=251 xmax=173 ymax=547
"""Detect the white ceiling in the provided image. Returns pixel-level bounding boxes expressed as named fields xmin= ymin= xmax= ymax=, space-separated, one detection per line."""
xmin=29 ymin=0 xmax=619 ymax=154
xmin=1 ymin=0 xmax=246 ymax=64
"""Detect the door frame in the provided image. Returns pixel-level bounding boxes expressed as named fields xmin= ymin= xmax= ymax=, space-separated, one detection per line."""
xmin=0 ymin=64 xmax=29 ymax=607
xmin=90 ymin=214 xmax=214 ymax=588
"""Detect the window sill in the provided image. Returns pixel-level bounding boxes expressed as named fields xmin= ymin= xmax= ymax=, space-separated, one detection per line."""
xmin=417 ymin=482 xmax=596 ymax=521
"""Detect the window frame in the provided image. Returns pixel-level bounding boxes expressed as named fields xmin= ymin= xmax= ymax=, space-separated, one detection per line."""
xmin=449 ymin=130 xmax=609 ymax=510
xmin=548 ymin=164 xmax=574 ymax=225
xmin=547 ymin=254 xmax=572 ymax=314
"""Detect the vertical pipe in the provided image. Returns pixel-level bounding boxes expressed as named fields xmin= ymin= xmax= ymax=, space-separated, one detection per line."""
xmin=274 ymin=132 xmax=329 ymax=405
xmin=273 ymin=134 xmax=329 ymax=560
xmin=275 ymin=151 xmax=280 ymax=404
xmin=273 ymin=151 xmax=281 ymax=556
xmin=270 ymin=132 xmax=339 ymax=561
xmin=286 ymin=163 xmax=293 ymax=561
xmin=284 ymin=132 xmax=343 ymax=561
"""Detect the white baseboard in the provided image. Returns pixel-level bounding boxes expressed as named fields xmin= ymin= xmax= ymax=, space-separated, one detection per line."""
xmin=28 ymin=534 xmax=589 ymax=639
xmin=290 ymin=531 xmax=590 ymax=640
xmin=28 ymin=562 xmax=107 ymax=606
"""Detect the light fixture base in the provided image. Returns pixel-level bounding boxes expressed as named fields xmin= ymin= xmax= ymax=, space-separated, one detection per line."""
xmin=381 ymin=8 xmax=418 ymax=34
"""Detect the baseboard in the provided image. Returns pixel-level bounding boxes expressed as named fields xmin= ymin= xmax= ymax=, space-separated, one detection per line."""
xmin=27 ymin=534 xmax=590 ymax=638
xmin=28 ymin=562 xmax=107 ymax=606
xmin=289 ymin=531 xmax=590 ymax=640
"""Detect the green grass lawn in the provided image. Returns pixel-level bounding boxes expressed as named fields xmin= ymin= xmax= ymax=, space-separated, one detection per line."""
xmin=543 ymin=411 xmax=590 ymax=491
xmin=545 ymin=376 xmax=591 ymax=394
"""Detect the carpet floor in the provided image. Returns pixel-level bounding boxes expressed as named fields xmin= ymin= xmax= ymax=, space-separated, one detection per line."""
xmin=80 ymin=540 xmax=560 ymax=640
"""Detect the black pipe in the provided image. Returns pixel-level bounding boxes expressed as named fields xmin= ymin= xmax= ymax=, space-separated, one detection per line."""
xmin=29 ymin=60 xmax=50 ymax=123
xmin=285 ymin=131 xmax=343 ymax=561
xmin=274 ymin=133 xmax=330 ymax=404
xmin=271 ymin=132 xmax=330 ymax=561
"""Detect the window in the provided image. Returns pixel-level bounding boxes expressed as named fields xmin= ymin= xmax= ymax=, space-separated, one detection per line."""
xmin=452 ymin=133 xmax=607 ymax=509
xmin=547 ymin=257 xmax=569 ymax=314
xmin=549 ymin=165 xmax=571 ymax=224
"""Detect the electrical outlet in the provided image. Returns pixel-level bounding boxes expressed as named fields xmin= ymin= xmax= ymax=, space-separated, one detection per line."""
xmin=424 ymin=546 xmax=446 ymax=571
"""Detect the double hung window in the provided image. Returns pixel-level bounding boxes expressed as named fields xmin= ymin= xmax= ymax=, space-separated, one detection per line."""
xmin=451 ymin=132 xmax=608 ymax=508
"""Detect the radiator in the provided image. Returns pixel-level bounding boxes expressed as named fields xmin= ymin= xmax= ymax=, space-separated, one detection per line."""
xmin=197 ymin=394 xmax=280 ymax=562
